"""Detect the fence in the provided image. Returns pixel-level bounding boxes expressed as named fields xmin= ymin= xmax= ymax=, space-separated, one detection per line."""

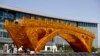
xmin=0 ymin=52 xmax=100 ymax=56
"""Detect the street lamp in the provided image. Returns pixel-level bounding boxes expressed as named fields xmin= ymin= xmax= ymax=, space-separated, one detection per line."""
xmin=63 ymin=42 xmax=65 ymax=52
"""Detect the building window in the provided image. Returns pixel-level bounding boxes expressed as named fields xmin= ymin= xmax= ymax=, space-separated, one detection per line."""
xmin=0 ymin=11 xmax=4 ymax=22
xmin=0 ymin=32 xmax=3 ymax=37
xmin=41 ymin=17 xmax=46 ymax=20
xmin=24 ymin=14 xmax=31 ymax=18
xmin=47 ymin=47 xmax=50 ymax=50
xmin=0 ymin=16 xmax=3 ymax=22
xmin=3 ymin=32 xmax=6 ymax=37
xmin=92 ymin=24 xmax=97 ymax=27
xmin=34 ymin=15 xmax=38 ymax=19
xmin=0 ymin=11 xmax=3 ymax=16
xmin=2 ymin=32 xmax=9 ymax=38
xmin=6 ymin=32 xmax=10 ymax=38
xmin=4 ymin=12 xmax=14 ymax=21
xmin=79 ymin=22 xmax=82 ymax=26
xmin=15 ymin=13 xmax=23 ymax=19
xmin=95 ymin=24 xmax=97 ymax=27
xmin=86 ymin=23 xmax=88 ymax=26
xmin=0 ymin=24 xmax=2 ymax=29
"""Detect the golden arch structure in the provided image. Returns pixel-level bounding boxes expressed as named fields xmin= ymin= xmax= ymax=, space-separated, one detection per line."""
xmin=4 ymin=17 xmax=95 ymax=53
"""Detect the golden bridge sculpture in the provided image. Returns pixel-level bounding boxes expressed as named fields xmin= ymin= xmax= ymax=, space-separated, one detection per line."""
xmin=4 ymin=17 xmax=95 ymax=53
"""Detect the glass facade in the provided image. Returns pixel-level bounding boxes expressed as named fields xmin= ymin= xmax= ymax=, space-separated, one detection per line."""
xmin=0 ymin=11 xmax=4 ymax=22
xmin=77 ymin=22 xmax=97 ymax=27
xmin=4 ymin=12 xmax=14 ymax=20
xmin=15 ymin=13 xmax=23 ymax=19
xmin=0 ymin=10 xmax=15 ymax=22
xmin=0 ymin=32 xmax=2 ymax=37
xmin=0 ymin=31 xmax=10 ymax=38
xmin=0 ymin=24 xmax=2 ymax=29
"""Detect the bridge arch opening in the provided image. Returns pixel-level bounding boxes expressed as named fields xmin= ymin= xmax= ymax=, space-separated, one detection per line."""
xmin=38 ymin=35 xmax=74 ymax=52
xmin=53 ymin=35 xmax=73 ymax=52
xmin=35 ymin=34 xmax=75 ymax=52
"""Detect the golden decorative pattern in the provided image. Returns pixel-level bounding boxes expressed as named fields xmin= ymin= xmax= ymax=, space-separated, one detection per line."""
xmin=3 ymin=17 xmax=95 ymax=53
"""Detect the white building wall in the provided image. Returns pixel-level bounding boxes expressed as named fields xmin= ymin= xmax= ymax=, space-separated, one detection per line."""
xmin=98 ymin=23 xmax=100 ymax=48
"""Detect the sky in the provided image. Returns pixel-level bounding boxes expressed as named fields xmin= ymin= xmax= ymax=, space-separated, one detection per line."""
xmin=0 ymin=0 xmax=100 ymax=23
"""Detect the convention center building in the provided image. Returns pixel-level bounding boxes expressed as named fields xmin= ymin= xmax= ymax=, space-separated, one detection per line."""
xmin=0 ymin=4 xmax=99 ymax=49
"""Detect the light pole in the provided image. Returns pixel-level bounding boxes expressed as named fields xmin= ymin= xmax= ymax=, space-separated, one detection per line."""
xmin=63 ymin=42 xmax=64 ymax=52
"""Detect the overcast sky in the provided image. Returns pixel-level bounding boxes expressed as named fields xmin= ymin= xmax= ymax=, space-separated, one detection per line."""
xmin=0 ymin=0 xmax=100 ymax=23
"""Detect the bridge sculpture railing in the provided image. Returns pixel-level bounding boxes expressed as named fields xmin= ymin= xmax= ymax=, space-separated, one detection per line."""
xmin=3 ymin=16 xmax=95 ymax=53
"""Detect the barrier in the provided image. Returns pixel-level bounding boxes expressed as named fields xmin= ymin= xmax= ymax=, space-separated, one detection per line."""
xmin=0 ymin=52 xmax=100 ymax=56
